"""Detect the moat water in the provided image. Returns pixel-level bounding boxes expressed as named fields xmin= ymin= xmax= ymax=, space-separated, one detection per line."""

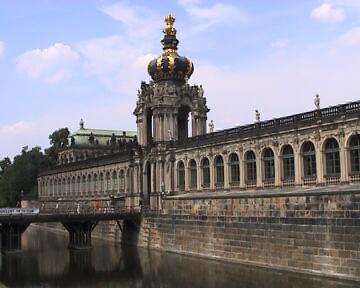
xmin=0 ymin=226 xmax=357 ymax=288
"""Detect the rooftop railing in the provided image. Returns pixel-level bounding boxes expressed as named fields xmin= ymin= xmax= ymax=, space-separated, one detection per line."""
xmin=176 ymin=101 xmax=360 ymax=149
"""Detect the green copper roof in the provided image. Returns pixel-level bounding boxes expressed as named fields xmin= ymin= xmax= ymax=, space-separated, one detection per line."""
xmin=72 ymin=128 xmax=136 ymax=137
xmin=70 ymin=127 xmax=136 ymax=146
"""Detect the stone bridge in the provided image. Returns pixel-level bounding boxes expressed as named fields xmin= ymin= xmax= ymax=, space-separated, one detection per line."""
xmin=0 ymin=207 xmax=141 ymax=254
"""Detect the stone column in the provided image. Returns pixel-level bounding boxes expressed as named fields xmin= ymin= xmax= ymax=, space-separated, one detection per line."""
xmin=170 ymin=160 xmax=175 ymax=193
xmin=224 ymin=155 xmax=229 ymax=189
xmin=130 ymin=167 xmax=134 ymax=195
xmin=134 ymin=165 xmax=139 ymax=195
xmin=124 ymin=168 xmax=128 ymax=194
xmin=164 ymin=160 xmax=170 ymax=193
xmin=143 ymin=167 xmax=148 ymax=197
xmin=294 ymin=144 xmax=302 ymax=185
xmin=38 ymin=180 xmax=42 ymax=198
xmin=159 ymin=161 xmax=164 ymax=193
xmin=53 ymin=178 xmax=57 ymax=197
xmin=192 ymin=114 xmax=197 ymax=137
xmin=274 ymin=147 xmax=281 ymax=186
xmin=202 ymin=115 xmax=207 ymax=135
xmin=315 ymin=142 xmax=324 ymax=184
xmin=197 ymin=159 xmax=201 ymax=191
xmin=151 ymin=162 xmax=156 ymax=193
xmin=339 ymin=138 xmax=349 ymax=182
xmin=136 ymin=117 xmax=143 ymax=146
xmin=173 ymin=114 xmax=178 ymax=141
xmin=144 ymin=114 xmax=149 ymax=146
xmin=256 ymin=151 xmax=263 ymax=187
xmin=240 ymin=155 xmax=245 ymax=188
xmin=185 ymin=160 xmax=189 ymax=192
xmin=210 ymin=157 xmax=215 ymax=190
xmin=164 ymin=114 xmax=169 ymax=141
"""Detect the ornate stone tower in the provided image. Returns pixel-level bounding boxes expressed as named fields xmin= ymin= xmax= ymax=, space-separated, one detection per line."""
xmin=134 ymin=14 xmax=209 ymax=146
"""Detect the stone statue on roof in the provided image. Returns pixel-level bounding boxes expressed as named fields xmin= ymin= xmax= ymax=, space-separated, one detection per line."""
xmin=88 ymin=132 xmax=95 ymax=144
xmin=79 ymin=118 xmax=84 ymax=129
xmin=255 ymin=110 xmax=260 ymax=123
xmin=110 ymin=133 xmax=116 ymax=146
xmin=208 ymin=120 xmax=214 ymax=133
xmin=314 ymin=94 xmax=320 ymax=110
xmin=199 ymin=85 xmax=204 ymax=97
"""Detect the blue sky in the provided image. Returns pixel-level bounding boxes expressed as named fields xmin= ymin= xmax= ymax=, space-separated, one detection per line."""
xmin=1 ymin=0 xmax=360 ymax=159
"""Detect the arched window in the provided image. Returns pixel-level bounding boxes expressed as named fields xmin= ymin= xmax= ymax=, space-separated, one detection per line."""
xmin=71 ymin=177 xmax=76 ymax=195
xmin=87 ymin=175 xmax=92 ymax=195
xmin=57 ymin=178 xmax=61 ymax=195
xmin=112 ymin=170 xmax=118 ymax=193
xmin=106 ymin=171 xmax=111 ymax=193
xmin=201 ymin=158 xmax=210 ymax=188
xmin=119 ymin=170 xmax=125 ymax=192
xmin=245 ymin=151 xmax=257 ymax=184
xmin=177 ymin=161 xmax=185 ymax=191
xmin=282 ymin=145 xmax=294 ymax=179
xmin=189 ymin=159 xmax=197 ymax=189
xmin=349 ymin=135 xmax=360 ymax=174
xmin=76 ymin=176 xmax=81 ymax=195
xmin=53 ymin=179 xmax=57 ymax=196
xmin=81 ymin=175 xmax=86 ymax=195
xmin=263 ymin=148 xmax=275 ymax=181
xmin=93 ymin=174 xmax=98 ymax=194
xmin=62 ymin=178 xmax=66 ymax=196
xmin=49 ymin=179 xmax=53 ymax=196
xmin=99 ymin=173 xmax=104 ymax=194
xmin=229 ymin=153 xmax=240 ymax=186
xmin=178 ymin=105 xmax=191 ymax=141
xmin=66 ymin=178 xmax=71 ymax=196
xmin=215 ymin=156 xmax=224 ymax=187
xmin=303 ymin=141 xmax=316 ymax=177
xmin=325 ymin=138 xmax=340 ymax=176
xmin=146 ymin=108 xmax=153 ymax=144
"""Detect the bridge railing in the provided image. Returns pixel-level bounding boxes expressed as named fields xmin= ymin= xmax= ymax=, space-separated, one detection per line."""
xmin=0 ymin=208 xmax=40 ymax=215
xmin=39 ymin=205 xmax=140 ymax=215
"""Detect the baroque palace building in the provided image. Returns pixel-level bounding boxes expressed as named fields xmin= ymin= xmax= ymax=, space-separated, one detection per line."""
xmin=37 ymin=15 xmax=360 ymax=280
xmin=38 ymin=14 xmax=360 ymax=209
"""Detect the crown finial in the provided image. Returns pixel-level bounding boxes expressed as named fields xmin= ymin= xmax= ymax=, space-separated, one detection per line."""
xmin=163 ymin=13 xmax=176 ymax=36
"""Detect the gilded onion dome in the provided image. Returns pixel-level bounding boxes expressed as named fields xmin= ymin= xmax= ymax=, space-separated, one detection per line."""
xmin=148 ymin=14 xmax=194 ymax=83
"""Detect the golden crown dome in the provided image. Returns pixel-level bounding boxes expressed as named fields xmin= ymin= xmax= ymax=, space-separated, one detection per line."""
xmin=147 ymin=14 xmax=194 ymax=83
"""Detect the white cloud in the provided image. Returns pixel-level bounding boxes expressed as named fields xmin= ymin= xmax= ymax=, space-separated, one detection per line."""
xmin=271 ymin=38 xmax=289 ymax=49
xmin=330 ymin=0 xmax=360 ymax=8
xmin=16 ymin=43 xmax=79 ymax=84
xmin=339 ymin=26 xmax=360 ymax=46
xmin=181 ymin=2 xmax=248 ymax=31
xmin=76 ymin=35 xmax=156 ymax=94
xmin=99 ymin=2 xmax=160 ymax=39
xmin=177 ymin=0 xmax=202 ymax=7
xmin=0 ymin=121 xmax=33 ymax=135
xmin=311 ymin=3 xmax=345 ymax=23
xmin=0 ymin=41 xmax=4 ymax=57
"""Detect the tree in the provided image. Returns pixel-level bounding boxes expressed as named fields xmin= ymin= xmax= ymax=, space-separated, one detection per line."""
xmin=0 ymin=147 xmax=52 ymax=207
xmin=0 ymin=128 xmax=70 ymax=206
xmin=49 ymin=127 xmax=70 ymax=148
xmin=46 ymin=127 xmax=70 ymax=163
xmin=0 ymin=157 xmax=11 ymax=175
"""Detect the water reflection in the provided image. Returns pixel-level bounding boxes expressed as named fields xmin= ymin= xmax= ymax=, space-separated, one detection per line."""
xmin=0 ymin=226 xmax=356 ymax=288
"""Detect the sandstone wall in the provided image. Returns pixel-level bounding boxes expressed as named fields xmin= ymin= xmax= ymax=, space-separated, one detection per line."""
xmin=136 ymin=189 xmax=360 ymax=281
